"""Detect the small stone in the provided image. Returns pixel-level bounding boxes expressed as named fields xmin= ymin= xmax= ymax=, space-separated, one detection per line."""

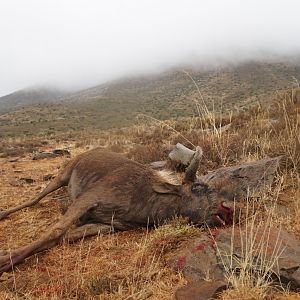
xmin=19 ymin=177 xmax=35 ymax=184
xmin=32 ymin=152 xmax=57 ymax=160
xmin=52 ymin=149 xmax=71 ymax=157
xmin=7 ymin=157 xmax=19 ymax=162
xmin=43 ymin=174 xmax=55 ymax=181
xmin=175 ymin=280 xmax=227 ymax=300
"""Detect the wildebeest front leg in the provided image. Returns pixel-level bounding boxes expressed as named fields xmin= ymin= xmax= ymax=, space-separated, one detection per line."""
xmin=0 ymin=189 xmax=103 ymax=273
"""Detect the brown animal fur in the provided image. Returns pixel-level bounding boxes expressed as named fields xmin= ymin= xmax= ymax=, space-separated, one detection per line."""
xmin=0 ymin=147 xmax=230 ymax=273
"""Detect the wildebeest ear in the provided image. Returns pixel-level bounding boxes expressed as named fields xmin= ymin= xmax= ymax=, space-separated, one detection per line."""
xmin=152 ymin=182 xmax=182 ymax=195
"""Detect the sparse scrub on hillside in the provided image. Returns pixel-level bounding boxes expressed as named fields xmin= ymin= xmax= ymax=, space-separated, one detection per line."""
xmin=0 ymin=88 xmax=299 ymax=299
xmin=1 ymin=62 xmax=300 ymax=139
xmin=0 ymin=137 xmax=45 ymax=158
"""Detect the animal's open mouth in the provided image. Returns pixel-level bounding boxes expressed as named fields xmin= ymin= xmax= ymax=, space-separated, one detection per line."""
xmin=209 ymin=201 xmax=234 ymax=227
xmin=215 ymin=213 xmax=226 ymax=226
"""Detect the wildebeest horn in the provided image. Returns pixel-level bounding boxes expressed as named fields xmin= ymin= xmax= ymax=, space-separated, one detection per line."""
xmin=184 ymin=146 xmax=203 ymax=183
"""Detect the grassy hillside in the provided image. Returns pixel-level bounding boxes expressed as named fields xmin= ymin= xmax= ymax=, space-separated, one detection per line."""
xmin=0 ymin=87 xmax=66 ymax=114
xmin=1 ymin=61 xmax=300 ymax=138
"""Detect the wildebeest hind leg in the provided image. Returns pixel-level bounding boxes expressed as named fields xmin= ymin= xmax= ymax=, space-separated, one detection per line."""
xmin=0 ymin=188 xmax=106 ymax=274
xmin=65 ymin=223 xmax=114 ymax=242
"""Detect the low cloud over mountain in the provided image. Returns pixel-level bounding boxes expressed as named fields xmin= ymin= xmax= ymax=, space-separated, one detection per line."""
xmin=1 ymin=0 xmax=300 ymax=96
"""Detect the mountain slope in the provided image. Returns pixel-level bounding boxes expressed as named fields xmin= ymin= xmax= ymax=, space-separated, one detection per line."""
xmin=1 ymin=60 xmax=300 ymax=137
xmin=59 ymin=60 xmax=300 ymax=119
xmin=0 ymin=87 xmax=66 ymax=113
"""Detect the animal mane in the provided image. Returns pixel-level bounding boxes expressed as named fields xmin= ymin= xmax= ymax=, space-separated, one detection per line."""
xmin=156 ymin=170 xmax=181 ymax=186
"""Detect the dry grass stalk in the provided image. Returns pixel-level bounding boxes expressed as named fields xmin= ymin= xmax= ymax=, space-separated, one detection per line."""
xmin=213 ymin=197 xmax=286 ymax=300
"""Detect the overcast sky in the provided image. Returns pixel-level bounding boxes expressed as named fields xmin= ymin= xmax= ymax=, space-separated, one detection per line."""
xmin=1 ymin=0 xmax=300 ymax=96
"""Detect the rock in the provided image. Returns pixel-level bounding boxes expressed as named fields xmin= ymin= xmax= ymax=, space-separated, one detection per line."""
xmin=9 ymin=177 xmax=35 ymax=186
xmin=173 ymin=226 xmax=300 ymax=298
xmin=199 ymin=156 xmax=282 ymax=200
xmin=175 ymin=280 xmax=227 ymax=300
xmin=9 ymin=180 xmax=22 ymax=187
xmin=291 ymin=268 xmax=300 ymax=287
xmin=52 ymin=149 xmax=71 ymax=157
xmin=19 ymin=177 xmax=35 ymax=184
xmin=43 ymin=173 xmax=55 ymax=181
xmin=32 ymin=152 xmax=57 ymax=160
xmin=217 ymin=226 xmax=300 ymax=290
xmin=168 ymin=148 xmax=280 ymax=200
xmin=32 ymin=149 xmax=70 ymax=160
xmin=7 ymin=157 xmax=19 ymax=162
xmin=174 ymin=232 xmax=225 ymax=283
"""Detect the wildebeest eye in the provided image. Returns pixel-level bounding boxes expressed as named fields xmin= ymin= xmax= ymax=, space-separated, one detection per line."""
xmin=191 ymin=181 xmax=209 ymax=195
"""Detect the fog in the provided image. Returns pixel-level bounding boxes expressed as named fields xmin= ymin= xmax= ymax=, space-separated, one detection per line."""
xmin=1 ymin=0 xmax=300 ymax=96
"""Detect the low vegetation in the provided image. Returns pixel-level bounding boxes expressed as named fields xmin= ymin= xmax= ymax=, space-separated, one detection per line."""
xmin=0 ymin=86 xmax=299 ymax=299
xmin=1 ymin=61 xmax=300 ymax=139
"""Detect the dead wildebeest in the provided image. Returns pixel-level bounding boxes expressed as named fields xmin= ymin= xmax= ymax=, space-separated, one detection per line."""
xmin=0 ymin=146 xmax=235 ymax=273
xmin=0 ymin=145 xmax=282 ymax=274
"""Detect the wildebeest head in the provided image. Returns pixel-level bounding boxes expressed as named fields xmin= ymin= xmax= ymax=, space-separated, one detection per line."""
xmin=178 ymin=147 xmax=235 ymax=227
xmin=190 ymin=180 xmax=235 ymax=227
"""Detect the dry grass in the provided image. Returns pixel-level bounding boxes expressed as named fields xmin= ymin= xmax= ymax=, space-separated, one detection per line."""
xmin=0 ymin=89 xmax=299 ymax=299
xmin=213 ymin=196 xmax=285 ymax=299
xmin=0 ymin=218 xmax=189 ymax=299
